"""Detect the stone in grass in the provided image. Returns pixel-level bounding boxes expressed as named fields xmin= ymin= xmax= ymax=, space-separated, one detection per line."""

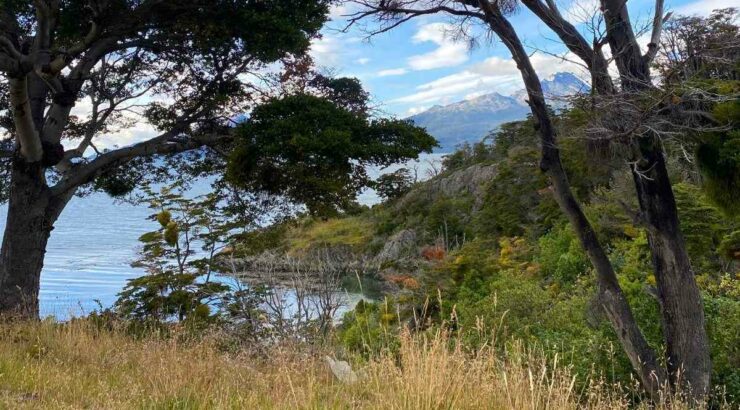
xmin=324 ymin=356 xmax=359 ymax=384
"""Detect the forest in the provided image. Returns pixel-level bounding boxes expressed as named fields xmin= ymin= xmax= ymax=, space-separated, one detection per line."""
xmin=0 ymin=1 xmax=737 ymax=408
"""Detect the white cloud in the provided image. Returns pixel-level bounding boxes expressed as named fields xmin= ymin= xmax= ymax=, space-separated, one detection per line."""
xmin=378 ymin=68 xmax=408 ymax=77
xmin=391 ymin=71 xmax=497 ymax=104
xmin=674 ymin=0 xmax=736 ymax=16
xmin=328 ymin=3 xmax=359 ymax=21
xmin=310 ymin=35 xmax=342 ymax=67
xmin=530 ymin=52 xmax=588 ymax=79
xmin=356 ymin=57 xmax=371 ymax=65
xmin=469 ymin=56 xmax=520 ymax=77
xmin=562 ymin=0 xmax=601 ymax=24
xmin=464 ymin=91 xmax=489 ymax=100
xmin=391 ymin=52 xmax=589 ymax=106
xmin=407 ymin=23 xmax=470 ymax=70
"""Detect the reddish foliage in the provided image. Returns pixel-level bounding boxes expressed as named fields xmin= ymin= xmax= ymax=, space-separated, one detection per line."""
xmin=386 ymin=274 xmax=421 ymax=290
xmin=421 ymin=245 xmax=446 ymax=261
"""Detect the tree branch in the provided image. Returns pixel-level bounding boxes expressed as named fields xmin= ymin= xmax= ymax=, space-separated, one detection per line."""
xmin=51 ymin=129 xmax=233 ymax=196
xmin=9 ymin=76 xmax=43 ymax=162
xmin=643 ymin=0 xmax=666 ymax=64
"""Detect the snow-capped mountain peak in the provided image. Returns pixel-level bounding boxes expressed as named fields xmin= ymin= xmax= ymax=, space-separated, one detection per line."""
xmin=409 ymin=72 xmax=590 ymax=151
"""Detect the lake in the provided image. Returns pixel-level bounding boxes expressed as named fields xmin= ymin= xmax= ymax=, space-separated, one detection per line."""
xmin=0 ymin=154 xmax=444 ymax=318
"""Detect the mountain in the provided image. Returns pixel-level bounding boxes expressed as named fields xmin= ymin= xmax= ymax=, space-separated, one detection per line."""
xmin=408 ymin=93 xmax=528 ymax=152
xmin=409 ymin=72 xmax=589 ymax=151
xmin=512 ymin=72 xmax=591 ymax=106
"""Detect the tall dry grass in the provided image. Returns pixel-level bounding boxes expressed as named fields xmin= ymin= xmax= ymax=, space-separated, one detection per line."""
xmin=0 ymin=319 xmax=711 ymax=409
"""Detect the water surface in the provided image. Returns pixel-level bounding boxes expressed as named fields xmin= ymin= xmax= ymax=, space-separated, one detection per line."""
xmin=0 ymin=154 xmax=444 ymax=318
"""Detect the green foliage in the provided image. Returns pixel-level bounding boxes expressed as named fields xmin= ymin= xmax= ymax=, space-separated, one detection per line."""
xmin=694 ymin=85 xmax=740 ymax=216
xmin=232 ymin=224 xmax=290 ymax=257
xmin=288 ymin=216 xmax=376 ymax=254
xmin=227 ymin=93 xmax=436 ymax=217
xmin=441 ymin=139 xmax=497 ymax=172
xmin=338 ymin=298 xmax=402 ymax=357
xmin=704 ymin=295 xmax=740 ymax=400
xmin=537 ymin=224 xmax=589 ymax=285
xmin=475 ymin=146 xmax=558 ymax=237
xmin=656 ymin=9 xmax=740 ymax=216
xmin=673 ymin=182 xmax=728 ymax=271
xmin=719 ymin=230 xmax=740 ymax=261
xmin=93 ymin=158 xmax=150 ymax=197
xmin=373 ymin=168 xmax=414 ymax=200
xmin=426 ymin=195 xmax=474 ymax=245
xmin=115 ymin=271 xmax=228 ymax=323
xmin=338 ymin=102 xmax=740 ymax=399
xmin=115 ymin=184 xmax=239 ymax=324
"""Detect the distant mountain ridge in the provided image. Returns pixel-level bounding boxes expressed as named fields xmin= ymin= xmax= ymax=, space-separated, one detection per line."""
xmin=409 ymin=72 xmax=589 ymax=151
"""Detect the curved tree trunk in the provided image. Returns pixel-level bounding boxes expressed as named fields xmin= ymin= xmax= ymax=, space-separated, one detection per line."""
xmin=597 ymin=0 xmax=711 ymax=395
xmin=516 ymin=0 xmax=711 ymax=395
xmin=475 ymin=2 xmax=668 ymax=398
xmin=0 ymin=161 xmax=51 ymax=317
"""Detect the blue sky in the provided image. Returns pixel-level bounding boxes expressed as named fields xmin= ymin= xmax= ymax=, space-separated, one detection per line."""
xmin=313 ymin=0 xmax=736 ymax=117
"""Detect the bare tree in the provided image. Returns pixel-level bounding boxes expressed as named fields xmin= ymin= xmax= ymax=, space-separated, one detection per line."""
xmin=227 ymin=249 xmax=347 ymax=341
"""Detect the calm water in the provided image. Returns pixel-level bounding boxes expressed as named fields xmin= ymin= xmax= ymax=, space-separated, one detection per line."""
xmin=0 ymin=155 xmax=444 ymax=318
xmin=0 ymin=192 xmax=155 ymax=317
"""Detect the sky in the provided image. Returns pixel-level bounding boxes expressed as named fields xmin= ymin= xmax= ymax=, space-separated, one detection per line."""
xmin=60 ymin=0 xmax=734 ymax=152
xmin=314 ymin=0 xmax=736 ymax=118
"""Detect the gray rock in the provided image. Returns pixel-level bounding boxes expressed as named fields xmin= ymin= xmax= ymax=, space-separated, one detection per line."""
xmin=397 ymin=163 xmax=496 ymax=212
xmin=324 ymin=356 xmax=359 ymax=384
xmin=374 ymin=229 xmax=417 ymax=264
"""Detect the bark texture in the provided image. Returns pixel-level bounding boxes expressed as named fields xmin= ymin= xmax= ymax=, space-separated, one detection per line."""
xmin=476 ymin=1 xmax=667 ymax=397
xmin=0 ymin=162 xmax=53 ymax=318
xmin=515 ymin=0 xmax=711 ymax=396
xmin=631 ymin=137 xmax=711 ymax=395
xmin=599 ymin=0 xmax=711 ymax=395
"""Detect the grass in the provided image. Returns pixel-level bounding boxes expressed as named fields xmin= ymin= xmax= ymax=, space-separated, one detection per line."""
xmin=288 ymin=216 xmax=375 ymax=254
xmin=0 ymin=319 xmax=712 ymax=409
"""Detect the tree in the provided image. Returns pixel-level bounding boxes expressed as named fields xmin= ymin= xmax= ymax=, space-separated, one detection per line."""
xmin=227 ymin=89 xmax=435 ymax=216
xmin=373 ymin=168 xmax=414 ymax=200
xmin=0 ymin=1 xmax=436 ymax=318
xmin=347 ymin=0 xmax=729 ymax=400
xmin=656 ymin=9 xmax=740 ymax=216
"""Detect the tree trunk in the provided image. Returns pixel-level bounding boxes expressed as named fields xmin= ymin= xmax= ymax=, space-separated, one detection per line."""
xmin=632 ymin=138 xmax=711 ymax=396
xmin=475 ymin=3 xmax=668 ymax=398
xmin=0 ymin=160 xmax=57 ymax=318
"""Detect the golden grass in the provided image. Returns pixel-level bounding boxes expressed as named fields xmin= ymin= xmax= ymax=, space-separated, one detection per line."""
xmin=0 ymin=320 xmax=706 ymax=409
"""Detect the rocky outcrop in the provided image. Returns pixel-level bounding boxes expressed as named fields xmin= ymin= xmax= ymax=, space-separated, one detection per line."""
xmin=397 ymin=163 xmax=496 ymax=211
xmin=374 ymin=229 xmax=417 ymax=264
xmin=431 ymin=163 xmax=496 ymax=198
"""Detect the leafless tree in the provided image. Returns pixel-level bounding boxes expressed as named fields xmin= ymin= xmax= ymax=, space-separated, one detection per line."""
xmin=226 ymin=249 xmax=349 ymax=341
